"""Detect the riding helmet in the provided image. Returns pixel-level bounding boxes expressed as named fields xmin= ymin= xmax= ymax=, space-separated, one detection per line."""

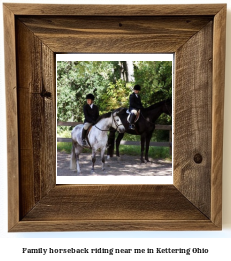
xmin=133 ymin=85 xmax=141 ymax=91
xmin=86 ymin=93 xmax=95 ymax=100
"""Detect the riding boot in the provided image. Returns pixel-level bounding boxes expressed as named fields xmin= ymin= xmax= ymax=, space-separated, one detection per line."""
xmin=82 ymin=128 xmax=87 ymax=146
xmin=129 ymin=113 xmax=136 ymax=130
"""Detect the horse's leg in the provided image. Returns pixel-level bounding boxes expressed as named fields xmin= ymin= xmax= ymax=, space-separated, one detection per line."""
xmin=101 ymin=147 xmax=106 ymax=171
xmin=75 ymin=145 xmax=82 ymax=174
xmin=91 ymin=148 xmax=96 ymax=173
xmin=116 ymin=132 xmax=124 ymax=161
xmin=140 ymin=134 xmax=146 ymax=163
xmin=70 ymin=142 xmax=82 ymax=174
xmin=145 ymin=132 xmax=153 ymax=162
xmin=70 ymin=142 xmax=77 ymax=170
xmin=107 ymin=129 xmax=116 ymax=159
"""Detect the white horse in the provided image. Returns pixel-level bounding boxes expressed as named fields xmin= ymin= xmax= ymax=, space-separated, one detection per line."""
xmin=70 ymin=108 xmax=125 ymax=174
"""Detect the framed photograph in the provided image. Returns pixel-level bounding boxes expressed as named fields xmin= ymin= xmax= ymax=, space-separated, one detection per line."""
xmin=4 ymin=3 xmax=226 ymax=231
xmin=56 ymin=53 xmax=173 ymax=185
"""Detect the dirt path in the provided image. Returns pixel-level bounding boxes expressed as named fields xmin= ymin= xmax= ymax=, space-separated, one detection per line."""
xmin=57 ymin=151 xmax=172 ymax=176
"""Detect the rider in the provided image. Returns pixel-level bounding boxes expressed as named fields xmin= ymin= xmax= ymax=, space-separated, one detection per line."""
xmin=82 ymin=93 xmax=99 ymax=146
xmin=128 ymin=84 xmax=144 ymax=130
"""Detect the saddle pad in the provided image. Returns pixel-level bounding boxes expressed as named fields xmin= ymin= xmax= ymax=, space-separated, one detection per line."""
xmin=127 ymin=110 xmax=140 ymax=123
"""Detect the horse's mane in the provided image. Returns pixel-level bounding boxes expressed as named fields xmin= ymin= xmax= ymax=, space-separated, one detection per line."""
xmin=142 ymin=99 xmax=171 ymax=112
xmin=94 ymin=107 xmax=125 ymax=124
xmin=113 ymin=107 xmax=125 ymax=114
xmin=106 ymin=100 xmax=171 ymax=116
xmin=115 ymin=107 xmax=127 ymax=114
xmin=94 ymin=111 xmax=112 ymax=124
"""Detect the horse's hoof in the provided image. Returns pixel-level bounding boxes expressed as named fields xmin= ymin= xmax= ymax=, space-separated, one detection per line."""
xmin=117 ymin=156 xmax=121 ymax=161
xmin=91 ymin=170 xmax=95 ymax=174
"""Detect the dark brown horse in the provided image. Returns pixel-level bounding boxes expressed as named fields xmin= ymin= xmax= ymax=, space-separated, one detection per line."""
xmin=107 ymin=99 xmax=172 ymax=163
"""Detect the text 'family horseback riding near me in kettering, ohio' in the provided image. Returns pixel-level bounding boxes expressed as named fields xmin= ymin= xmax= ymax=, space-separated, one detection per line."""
xmin=56 ymin=54 xmax=174 ymax=185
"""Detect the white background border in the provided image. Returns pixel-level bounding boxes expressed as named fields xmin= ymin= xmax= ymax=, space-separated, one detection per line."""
xmin=0 ymin=0 xmax=231 ymax=260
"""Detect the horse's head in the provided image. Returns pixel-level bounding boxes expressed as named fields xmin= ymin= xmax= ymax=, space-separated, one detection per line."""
xmin=112 ymin=108 xmax=126 ymax=133
xmin=164 ymin=99 xmax=172 ymax=117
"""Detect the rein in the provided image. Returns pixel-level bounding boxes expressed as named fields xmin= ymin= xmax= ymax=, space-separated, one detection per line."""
xmin=140 ymin=111 xmax=155 ymax=126
xmin=94 ymin=125 xmax=109 ymax=131
xmin=84 ymin=114 xmax=122 ymax=148
xmin=94 ymin=113 xmax=123 ymax=132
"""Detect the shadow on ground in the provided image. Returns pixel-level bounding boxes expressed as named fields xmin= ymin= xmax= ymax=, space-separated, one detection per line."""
xmin=57 ymin=151 xmax=172 ymax=176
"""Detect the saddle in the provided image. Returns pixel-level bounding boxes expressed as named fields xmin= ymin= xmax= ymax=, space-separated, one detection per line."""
xmin=126 ymin=110 xmax=140 ymax=123
xmin=84 ymin=125 xmax=93 ymax=148
xmin=86 ymin=125 xmax=93 ymax=135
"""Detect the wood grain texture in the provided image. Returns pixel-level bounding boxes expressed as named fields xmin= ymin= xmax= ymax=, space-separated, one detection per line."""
xmin=22 ymin=185 xmax=206 ymax=221
xmin=3 ymin=3 xmax=225 ymax=16
xmin=174 ymin=22 xmax=213 ymax=218
xmin=18 ymin=16 xmax=213 ymax=53
xmin=211 ymin=5 xmax=226 ymax=228
xmin=3 ymin=3 xmax=226 ymax=231
xmin=13 ymin=185 xmax=217 ymax=232
xmin=16 ymin=19 xmax=56 ymax=218
xmin=3 ymin=4 xmax=20 ymax=231
xmin=11 ymin=220 xmax=218 ymax=232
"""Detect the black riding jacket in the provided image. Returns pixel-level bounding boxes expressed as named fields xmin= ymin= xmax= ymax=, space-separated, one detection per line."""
xmin=129 ymin=92 xmax=144 ymax=111
xmin=83 ymin=104 xmax=99 ymax=123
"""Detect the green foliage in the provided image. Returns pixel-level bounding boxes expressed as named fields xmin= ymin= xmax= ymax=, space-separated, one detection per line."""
xmin=57 ymin=60 xmax=172 ymax=141
xmin=98 ymin=79 xmax=131 ymax=113
xmin=57 ymin=130 xmax=71 ymax=138
xmin=133 ymin=61 xmax=172 ymax=105
xmin=57 ymin=61 xmax=115 ymax=122
xmin=133 ymin=61 xmax=172 ymax=141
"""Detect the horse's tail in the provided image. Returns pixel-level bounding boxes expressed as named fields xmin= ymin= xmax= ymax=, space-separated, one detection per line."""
xmin=70 ymin=141 xmax=76 ymax=170
xmin=107 ymin=128 xmax=116 ymax=157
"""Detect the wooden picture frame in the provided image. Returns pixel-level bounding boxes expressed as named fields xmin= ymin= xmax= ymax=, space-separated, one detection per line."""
xmin=4 ymin=3 xmax=226 ymax=231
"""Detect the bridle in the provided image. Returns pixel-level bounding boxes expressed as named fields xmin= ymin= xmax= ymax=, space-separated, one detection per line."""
xmin=94 ymin=113 xmax=123 ymax=132
xmin=85 ymin=113 xmax=123 ymax=148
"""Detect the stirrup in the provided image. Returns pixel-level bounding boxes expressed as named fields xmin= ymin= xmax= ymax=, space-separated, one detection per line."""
xmin=82 ymin=139 xmax=87 ymax=146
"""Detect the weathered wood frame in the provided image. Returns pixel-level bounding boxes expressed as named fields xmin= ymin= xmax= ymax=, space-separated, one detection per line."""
xmin=4 ymin=4 xmax=226 ymax=231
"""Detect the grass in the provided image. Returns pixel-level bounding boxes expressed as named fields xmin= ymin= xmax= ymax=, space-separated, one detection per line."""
xmin=57 ymin=142 xmax=91 ymax=154
xmin=57 ymin=142 xmax=172 ymax=161
xmin=57 ymin=130 xmax=71 ymax=138
xmin=119 ymin=145 xmax=171 ymax=161
xmin=57 ymin=130 xmax=172 ymax=161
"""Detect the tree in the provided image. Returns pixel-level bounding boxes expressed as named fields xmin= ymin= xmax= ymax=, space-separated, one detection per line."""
xmin=133 ymin=61 xmax=172 ymax=106
xmin=57 ymin=60 xmax=172 ymax=140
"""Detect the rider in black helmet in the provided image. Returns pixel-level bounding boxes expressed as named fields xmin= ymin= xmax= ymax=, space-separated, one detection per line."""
xmin=128 ymin=85 xmax=144 ymax=130
xmin=82 ymin=94 xmax=99 ymax=146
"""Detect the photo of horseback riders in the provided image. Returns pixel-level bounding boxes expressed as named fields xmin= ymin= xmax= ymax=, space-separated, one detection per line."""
xmin=56 ymin=55 xmax=173 ymax=181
